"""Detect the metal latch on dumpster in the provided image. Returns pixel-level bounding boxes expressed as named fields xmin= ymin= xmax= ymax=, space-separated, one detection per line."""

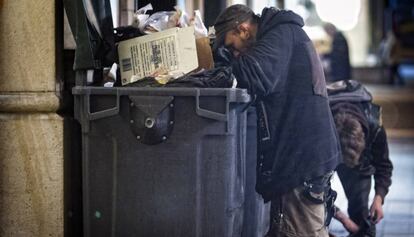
xmin=128 ymin=95 xmax=174 ymax=145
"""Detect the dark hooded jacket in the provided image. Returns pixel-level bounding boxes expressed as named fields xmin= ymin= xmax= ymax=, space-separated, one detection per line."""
xmin=230 ymin=8 xmax=341 ymax=200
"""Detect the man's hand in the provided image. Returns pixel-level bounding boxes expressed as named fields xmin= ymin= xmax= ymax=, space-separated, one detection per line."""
xmin=370 ymin=195 xmax=384 ymax=224
xmin=334 ymin=209 xmax=360 ymax=233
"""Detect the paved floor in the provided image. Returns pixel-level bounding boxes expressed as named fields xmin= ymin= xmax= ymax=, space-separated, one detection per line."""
xmin=329 ymin=138 xmax=414 ymax=237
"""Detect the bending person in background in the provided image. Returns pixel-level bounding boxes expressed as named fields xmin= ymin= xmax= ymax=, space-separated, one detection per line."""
xmin=328 ymin=80 xmax=393 ymax=237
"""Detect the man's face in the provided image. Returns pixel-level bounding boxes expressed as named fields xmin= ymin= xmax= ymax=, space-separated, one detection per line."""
xmin=224 ymin=25 xmax=255 ymax=58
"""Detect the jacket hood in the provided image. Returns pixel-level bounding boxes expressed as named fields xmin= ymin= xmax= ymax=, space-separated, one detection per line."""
xmin=327 ymin=80 xmax=373 ymax=103
xmin=257 ymin=8 xmax=304 ymax=38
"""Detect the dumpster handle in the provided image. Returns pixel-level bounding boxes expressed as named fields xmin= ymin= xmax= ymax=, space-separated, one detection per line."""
xmin=195 ymin=89 xmax=228 ymax=122
xmin=84 ymin=91 xmax=120 ymax=120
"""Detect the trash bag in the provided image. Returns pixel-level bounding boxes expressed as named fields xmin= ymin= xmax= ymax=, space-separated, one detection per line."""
xmin=213 ymin=47 xmax=234 ymax=67
xmin=192 ymin=10 xmax=208 ymax=38
xmin=124 ymin=67 xmax=235 ymax=88
xmin=114 ymin=26 xmax=144 ymax=43
xmin=133 ymin=3 xmax=153 ymax=31
xmin=123 ymin=77 xmax=165 ymax=88
xmin=166 ymin=67 xmax=235 ymax=88
xmin=142 ymin=11 xmax=179 ymax=33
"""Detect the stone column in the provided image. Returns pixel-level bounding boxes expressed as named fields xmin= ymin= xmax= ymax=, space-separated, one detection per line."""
xmin=0 ymin=0 xmax=63 ymax=236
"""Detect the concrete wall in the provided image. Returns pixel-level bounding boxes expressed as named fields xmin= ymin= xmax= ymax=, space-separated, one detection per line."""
xmin=0 ymin=0 xmax=63 ymax=236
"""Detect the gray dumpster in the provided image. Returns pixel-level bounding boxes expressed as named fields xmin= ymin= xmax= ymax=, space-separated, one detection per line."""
xmin=73 ymin=86 xmax=250 ymax=237
xmin=242 ymin=108 xmax=271 ymax=237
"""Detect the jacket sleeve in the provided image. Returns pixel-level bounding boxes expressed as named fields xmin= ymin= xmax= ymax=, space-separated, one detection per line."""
xmin=371 ymin=126 xmax=393 ymax=201
xmin=231 ymin=24 xmax=294 ymax=97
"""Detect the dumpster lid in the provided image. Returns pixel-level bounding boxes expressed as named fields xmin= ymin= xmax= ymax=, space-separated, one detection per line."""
xmin=72 ymin=87 xmax=251 ymax=103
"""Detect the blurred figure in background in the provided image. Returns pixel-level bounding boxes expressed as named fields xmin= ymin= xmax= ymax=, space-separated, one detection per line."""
xmin=379 ymin=0 xmax=414 ymax=85
xmin=323 ymin=23 xmax=352 ymax=82
xmin=379 ymin=30 xmax=414 ymax=85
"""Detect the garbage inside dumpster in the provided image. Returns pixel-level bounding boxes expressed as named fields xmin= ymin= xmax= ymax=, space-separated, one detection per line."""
xmin=70 ymin=4 xmax=225 ymax=89
xmin=124 ymin=66 xmax=236 ymax=88
xmin=133 ymin=4 xmax=206 ymax=36
xmin=114 ymin=5 xmax=214 ymax=86
xmin=102 ymin=63 xmax=118 ymax=87
xmin=117 ymin=26 xmax=199 ymax=85
xmin=64 ymin=1 xmax=221 ymax=88
xmin=132 ymin=3 xmax=153 ymax=32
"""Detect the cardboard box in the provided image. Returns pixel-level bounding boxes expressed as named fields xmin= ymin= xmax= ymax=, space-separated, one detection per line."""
xmin=196 ymin=37 xmax=214 ymax=70
xmin=118 ymin=26 xmax=199 ymax=85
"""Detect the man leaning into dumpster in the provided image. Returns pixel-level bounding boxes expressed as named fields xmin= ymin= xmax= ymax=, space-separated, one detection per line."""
xmin=214 ymin=5 xmax=341 ymax=237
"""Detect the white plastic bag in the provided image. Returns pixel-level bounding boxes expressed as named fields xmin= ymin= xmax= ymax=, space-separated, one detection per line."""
xmin=132 ymin=3 xmax=153 ymax=31
xmin=178 ymin=9 xmax=190 ymax=28
xmin=142 ymin=11 xmax=179 ymax=33
xmin=191 ymin=10 xmax=208 ymax=38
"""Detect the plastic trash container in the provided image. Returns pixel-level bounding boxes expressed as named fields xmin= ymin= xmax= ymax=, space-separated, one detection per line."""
xmin=73 ymin=86 xmax=250 ymax=237
xmin=242 ymin=108 xmax=271 ymax=237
